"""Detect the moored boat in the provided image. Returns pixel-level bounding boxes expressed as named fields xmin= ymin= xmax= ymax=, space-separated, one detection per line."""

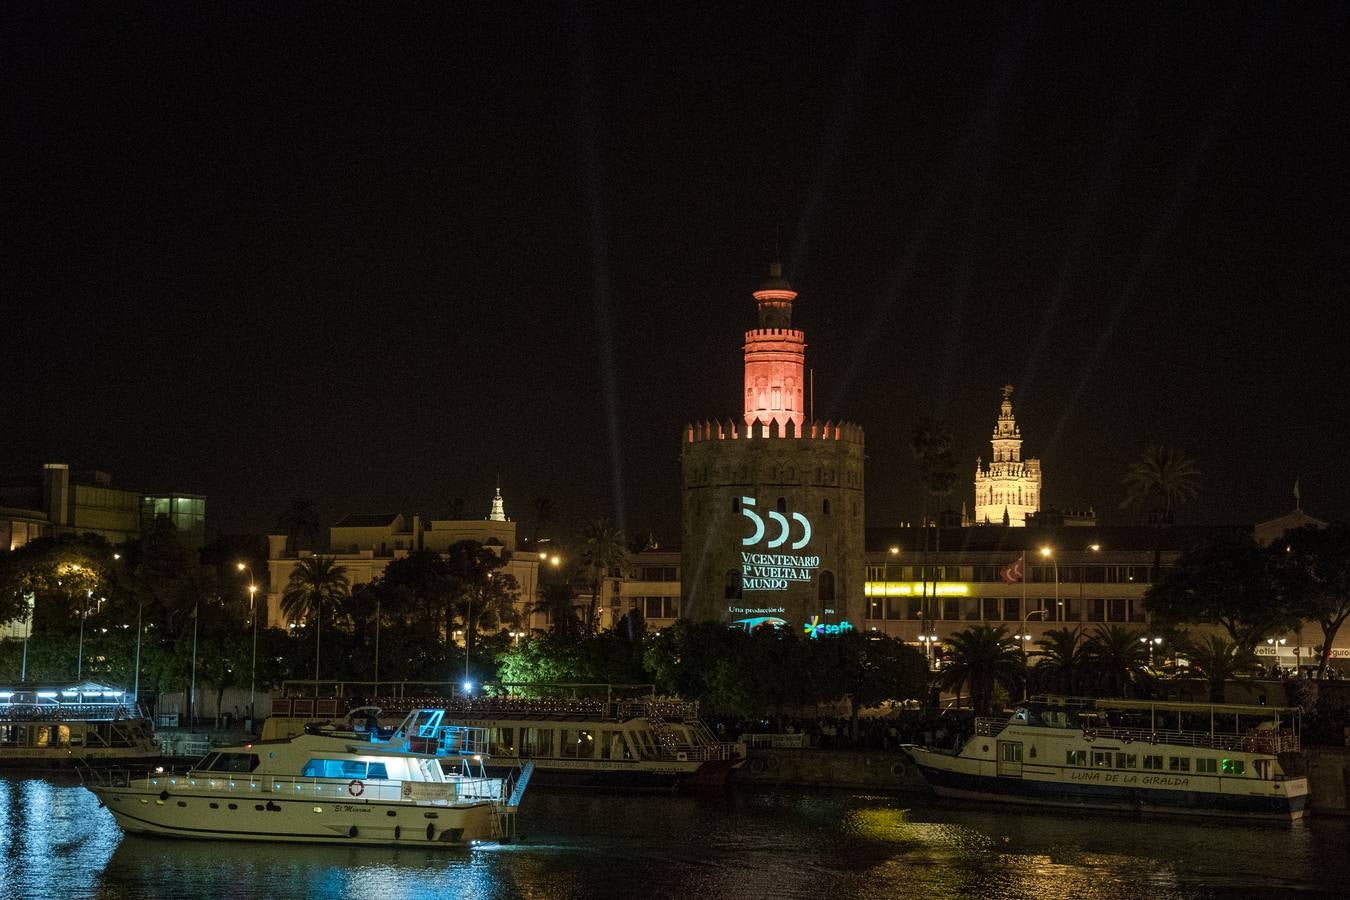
xmin=264 ymin=684 xmax=743 ymax=790
xmin=0 ymin=682 xmax=160 ymax=769
xmin=81 ymin=708 xmax=530 ymax=846
xmin=905 ymin=696 xmax=1308 ymax=820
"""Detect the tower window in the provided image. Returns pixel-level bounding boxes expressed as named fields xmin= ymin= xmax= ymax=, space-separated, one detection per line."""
xmin=823 ymin=499 xmax=831 ymax=515
xmin=819 ymin=571 xmax=835 ymax=605
xmin=776 ymin=497 xmax=787 ymax=513
xmin=731 ymin=497 xmax=741 ymax=513
xmin=725 ymin=570 xmax=743 ymax=600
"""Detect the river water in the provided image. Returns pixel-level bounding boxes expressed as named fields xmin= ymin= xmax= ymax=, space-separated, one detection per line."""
xmin=1 ymin=774 xmax=1346 ymax=899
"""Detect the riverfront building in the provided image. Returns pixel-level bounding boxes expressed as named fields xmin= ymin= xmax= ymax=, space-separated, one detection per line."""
xmin=264 ymin=486 xmax=542 ymax=630
xmin=681 ymin=263 xmax=865 ymax=631
xmin=0 ymin=463 xmax=205 ymax=549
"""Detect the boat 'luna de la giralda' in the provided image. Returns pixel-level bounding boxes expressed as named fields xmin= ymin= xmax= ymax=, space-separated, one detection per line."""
xmin=905 ymin=696 xmax=1308 ymax=820
xmin=81 ymin=709 xmax=531 ymax=846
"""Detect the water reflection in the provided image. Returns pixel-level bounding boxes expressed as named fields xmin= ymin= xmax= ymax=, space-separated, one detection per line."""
xmin=1 ymin=776 xmax=1346 ymax=899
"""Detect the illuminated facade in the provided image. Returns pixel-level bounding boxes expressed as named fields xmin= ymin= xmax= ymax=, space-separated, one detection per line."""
xmin=264 ymin=489 xmax=540 ymax=630
xmin=861 ymin=523 xmax=1347 ymax=671
xmin=0 ymin=463 xmax=205 ymax=549
xmin=682 ymin=264 xmax=865 ymax=628
xmin=973 ymin=385 xmax=1041 ymax=526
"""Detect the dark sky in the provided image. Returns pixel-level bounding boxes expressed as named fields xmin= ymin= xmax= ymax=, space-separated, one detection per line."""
xmin=3 ymin=2 xmax=1347 ymax=544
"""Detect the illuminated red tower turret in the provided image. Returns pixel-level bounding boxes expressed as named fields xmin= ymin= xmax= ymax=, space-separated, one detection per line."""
xmin=743 ymin=262 xmax=805 ymax=430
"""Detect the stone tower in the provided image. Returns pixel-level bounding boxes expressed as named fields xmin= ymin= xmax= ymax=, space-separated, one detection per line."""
xmin=682 ymin=264 xmax=865 ymax=632
xmin=973 ymin=384 xmax=1042 ymax=526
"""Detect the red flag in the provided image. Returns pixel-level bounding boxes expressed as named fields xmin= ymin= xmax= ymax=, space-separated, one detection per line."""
xmin=1001 ymin=556 xmax=1023 ymax=585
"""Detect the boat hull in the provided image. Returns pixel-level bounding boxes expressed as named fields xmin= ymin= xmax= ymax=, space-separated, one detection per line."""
xmin=92 ymin=785 xmax=500 ymax=846
xmin=913 ymin=762 xmax=1308 ymax=821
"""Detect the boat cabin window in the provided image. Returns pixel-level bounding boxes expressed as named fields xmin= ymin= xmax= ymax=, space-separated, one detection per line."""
xmin=1143 ymin=755 xmax=1163 ymax=770
xmin=1115 ymin=753 xmax=1137 ymax=769
xmin=561 ymin=729 xmax=595 ymax=760
xmin=301 ymin=758 xmax=374 ymax=779
xmin=519 ymin=728 xmax=553 ymax=757
xmin=1092 ymin=751 xmax=1111 ymax=768
xmin=1196 ymin=758 xmax=1218 ymax=774
xmin=1220 ymin=758 xmax=1246 ymax=776
xmin=1066 ymin=750 xmax=1088 ymax=766
xmin=1168 ymin=756 xmax=1190 ymax=773
xmin=201 ymin=752 xmax=260 ymax=773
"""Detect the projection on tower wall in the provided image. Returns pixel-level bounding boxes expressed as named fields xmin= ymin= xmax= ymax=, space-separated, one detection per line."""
xmin=737 ymin=496 xmax=819 ymax=592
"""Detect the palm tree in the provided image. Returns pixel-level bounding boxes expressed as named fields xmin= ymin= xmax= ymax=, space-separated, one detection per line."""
xmin=1081 ymin=625 xmax=1150 ymax=697
xmin=911 ymin=417 xmax=959 ymax=647
xmin=532 ymin=580 xmax=582 ymax=638
xmin=1032 ymin=627 xmax=1086 ymax=695
xmin=1120 ymin=445 xmax=1201 ymax=582
xmin=281 ymin=556 xmax=350 ymax=684
xmin=274 ymin=498 xmax=321 ymax=553
xmin=938 ymin=625 xmax=1023 ymax=716
xmin=532 ymin=497 xmax=555 ymax=549
xmin=1184 ymin=634 xmax=1257 ymax=702
xmin=578 ymin=519 xmax=627 ymax=634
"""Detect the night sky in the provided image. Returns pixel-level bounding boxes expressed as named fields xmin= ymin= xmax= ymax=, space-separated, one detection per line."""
xmin=4 ymin=3 xmax=1347 ymax=544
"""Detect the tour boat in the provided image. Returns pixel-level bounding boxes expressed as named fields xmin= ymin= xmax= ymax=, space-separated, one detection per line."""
xmin=905 ymin=696 xmax=1309 ymax=820
xmin=0 ymin=682 xmax=160 ymax=769
xmin=81 ymin=709 xmax=531 ymax=846
xmin=265 ymin=690 xmax=743 ymax=790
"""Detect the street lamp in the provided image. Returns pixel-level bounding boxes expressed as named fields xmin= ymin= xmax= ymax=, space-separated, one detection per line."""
xmin=1040 ymin=547 xmax=1060 ymax=624
xmin=1019 ymin=609 xmax=1048 ymax=700
xmin=237 ymin=562 xmax=259 ymax=727
xmin=77 ymin=589 xmax=92 ymax=680
xmin=1140 ymin=635 xmax=1163 ymax=667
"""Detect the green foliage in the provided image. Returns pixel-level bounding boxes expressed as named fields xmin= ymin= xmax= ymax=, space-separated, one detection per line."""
xmin=577 ymin=520 xmax=627 ymax=634
xmin=938 ymin=624 xmax=1023 ymax=716
xmin=1145 ymin=531 xmax=1297 ymax=649
xmin=1081 ymin=625 xmax=1151 ymax=697
xmin=1032 ymin=627 xmax=1086 ymax=695
xmin=1120 ymin=445 xmax=1201 ymax=517
xmin=280 ymin=556 xmax=351 ymax=623
xmin=274 ymin=497 xmax=320 ymax=552
xmin=1280 ymin=523 xmax=1350 ymax=676
xmin=1183 ymin=634 xmax=1258 ymax=702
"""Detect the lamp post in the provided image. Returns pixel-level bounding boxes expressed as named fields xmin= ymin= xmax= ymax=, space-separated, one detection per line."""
xmin=1140 ymin=635 xmax=1163 ymax=667
xmin=1018 ymin=609 xmax=1048 ymax=701
xmin=1266 ymin=636 xmax=1288 ymax=674
xmin=237 ymin=563 xmax=258 ymax=726
xmin=189 ymin=598 xmax=199 ymax=727
xmin=886 ymin=546 xmax=899 ymax=627
xmin=77 ymin=589 xmax=92 ymax=680
xmin=1040 ymin=547 xmax=1060 ymax=623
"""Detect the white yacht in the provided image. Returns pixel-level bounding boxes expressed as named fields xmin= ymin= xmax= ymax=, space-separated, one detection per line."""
xmin=82 ymin=709 xmax=531 ymax=846
xmin=0 ymin=682 xmax=159 ymax=768
xmin=266 ymin=689 xmax=743 ymax=790
xmin=906 ymin=696 xmax=1308 ymax=820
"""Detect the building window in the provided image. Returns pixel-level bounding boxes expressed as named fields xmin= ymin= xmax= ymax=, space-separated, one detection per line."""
xmin=819 ymin=571 xmax=835 ymax=606
xmin=776 ymin=497 xmax=787 ymax=513
xmin=822 ymin=499 xmax=830 ymax=515
xmin=731 ymin=497 xmax=740 ymax=513
xmin=724 ymin=571 xmax=742 ymax=600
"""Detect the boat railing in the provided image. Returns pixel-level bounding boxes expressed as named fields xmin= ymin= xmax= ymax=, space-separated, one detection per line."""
xmin=1082 ymin=726 xmax=1300 ymax=754
xmin=129 ymin=772 xmax=511 ymax=805
xmin=271 ymin=695 xmax=707 ymax=725
xmin=974 ymin=718 xmax=1008 ymax=737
